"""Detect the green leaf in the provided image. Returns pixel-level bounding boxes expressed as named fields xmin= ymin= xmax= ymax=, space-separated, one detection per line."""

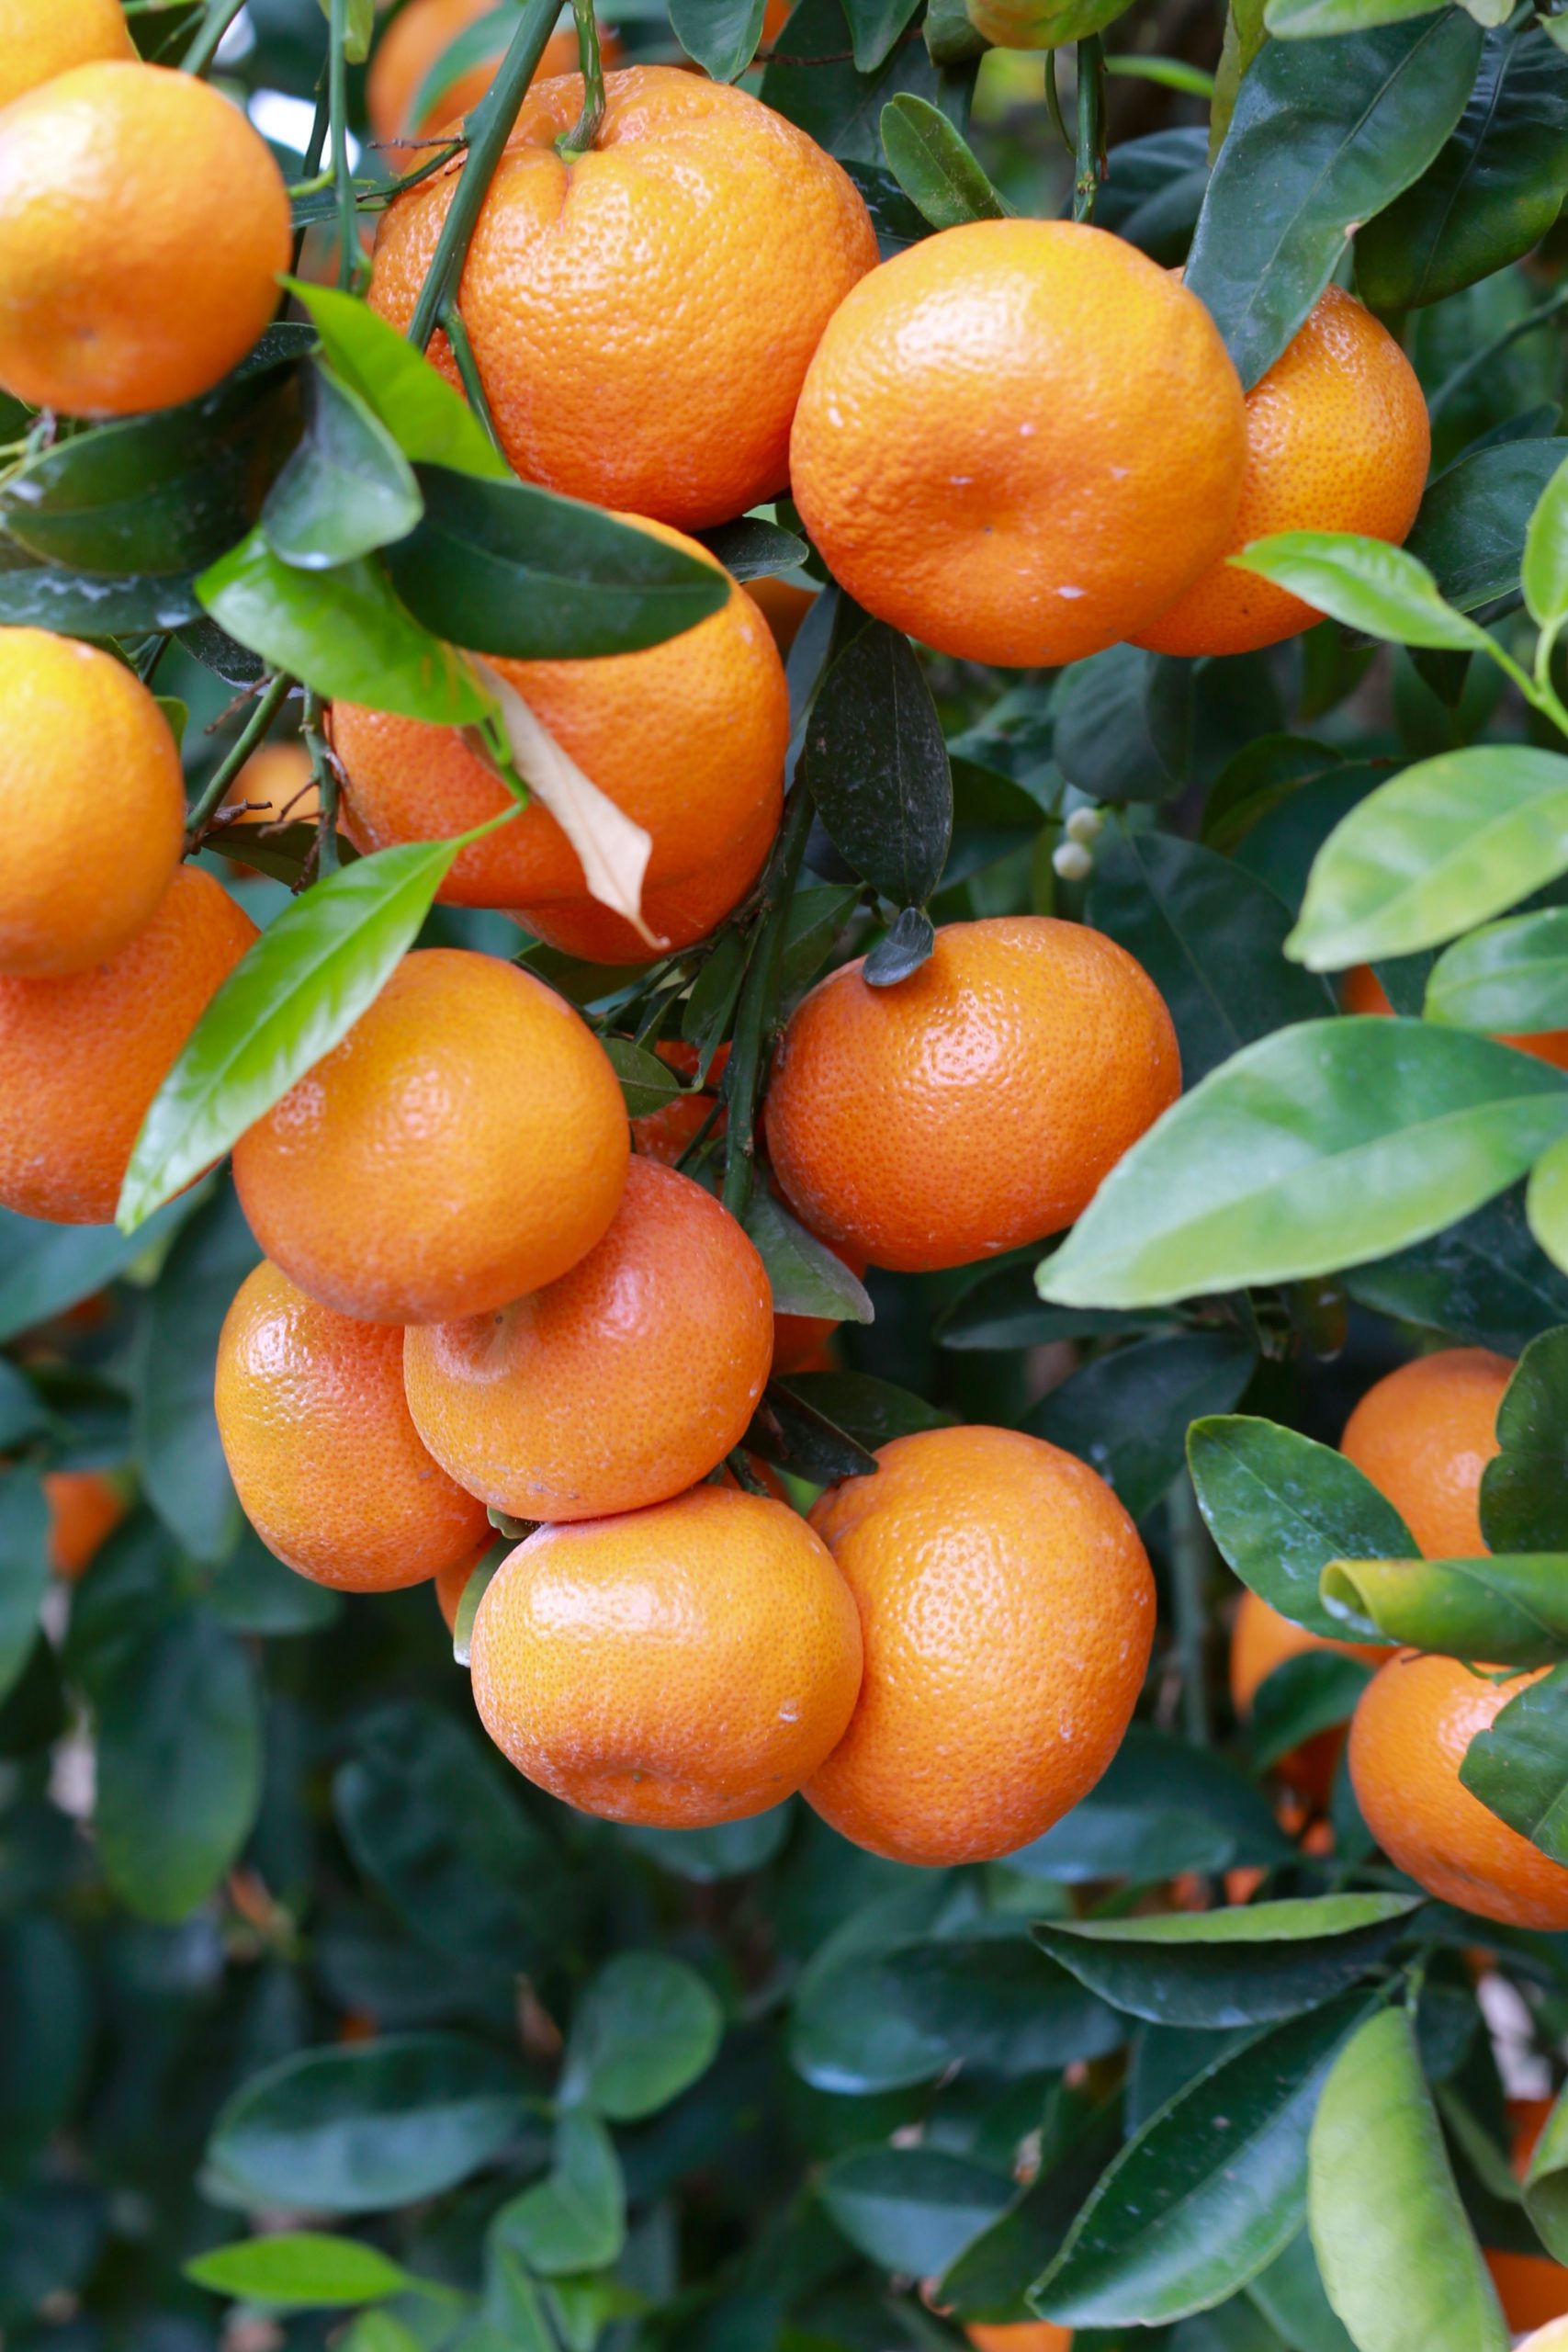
xmin=196 ymin=531 xmax=491 ymax=723
xmin=1263 ymin=0 xmax=1448 ymax=35
xmin=739 ymin=1187 xmax=874 ymax=1322
xmin=879 ymin=95 xmax=1008 ymax=227
xmin=284 ymin=280 xmax=510 ymax=481
xmin=1230 ymin=535 xmax=1487 ymax=651
xmin=1088 ymin=828 xmax=1335 ymax=1087
xmin=209 ymin=2035 xmax=533 ymax=2213
xmin=0 ymin=1201 xmax=197 ymax=1340
xmin=494 ymin=2112 xmax=626 ymax=2277
xmin=204 ymin=1526 xmax=343 ymax=1635
xmin=1523 ymin=2085 xmax=1568 ymax=2261
xmin=1034 ymin=1897 xmax=1422 ymax=2031
xmin=1320 ymin=1553 xmax=1568 ymax=1662
xmin=698 ymin=518 xmax=809 ymax=582
xmin=863 ymin=902 xmax=936 ymax=986
xmin=669 ymin=0 xmax=767 ymax=78
xmin=1529 ymin=1128 xmax=1568 ymax=1272
xmin=775 ymin=1370 xmax=952 ymax=1450
xmin=616 ymin=1806 xmax=792 ymax=1883
xmin=0 ymin=540 xmax=202 ymax=632
xmin=1524 ymin=449 xmax=1568 ymax=628
xmin=1481 ymin=1326 xmax=1568 ymax=1550
xmin=1427 ymin=909 xmax=1568 ymax=1035
xmin=1035 ymin=1992 xmax=1379 ymax=2327
xmin=941 ymin=2100 xmax=1127 ymax=2319
xmin=1040 ymin=1020 xmax=1568 ymax=1309
xmin=1407 ymin=437 xmax=1568 ymax=612
xmin=1459 ymin=1657 xmax=1568 ymax=1860
xmin=760 ymin=0 xmax=963 ymax=166
xmin=1011 ymin=1724 xmax=1292 ymax=1883
xmin=818 ymin=2147 xmax=1014 ymax=2275
xmin=1345 ymin=1182 xmax=1568 ymax=1354
xmin=1055 ymin=644 xmax=1192 ymax=806
xmin=95 ymin=1609 xmax=263 ymax=1922
xmin=745 ymin=1378 xmax=880 ymax=1485
xmin=133 ymin=1183 xmax=258 ymax=1563
xmin=844 ymin=0 xmax=925 ymax=68
xmin=186 ymin=2235 xmax=416 ymax=2310
xmin=1308 ymin=2007 xmax=1508 ymax=2352
xmin=385 ymin=465 xmax=732 ymax=660
xmin=1355 ymin=23 xmax=1568 ymax=311
xmin=0 ymin=1471 xmax=50 ymax=1710
xmin=941 ymin=1259 xmax=1176 ymax=1351
xmin=450 ymin=1542 xmax=505 ymax=1668
xmin=599 ymin=1036 xmax=681 ymax=1120
xmin=1247 ymin=2231 xmax=1358 ymax=2352
xmin=0 ymin=1917 xmax=92 ymax=2174
xmin=1189 ymin=1416 xmax=1416 ymax=1637
xmin=117 ymin=840 xmax=464 ymax=1232
xmin=1096 ymin=124 xmax=1210 ymax=263
xmin=559 ymin=1952 xmax=724 ymax=2121
xmin=263 ymin=363 xmax=423 ymax=571
xmin=1183 ymin=16 xmax=1483 ymax=387
xmin=1250 ymin=1650 xmax=1376 ymax=1771
xmin=1028 ymin=1331 xmax=1258 ymax=1522
xmin=800 ymin=618 xmax=952 ymax=908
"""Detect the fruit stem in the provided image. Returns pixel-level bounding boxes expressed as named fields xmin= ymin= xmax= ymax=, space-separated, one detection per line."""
xmin=558 ymin=0 xmax=606 ymax=160
xmin=720 ymin=780 xmax=816 ymax=1222
xmin=1167 ymin=1471 xmax=1214 ymax=1748
xmin=441 ymin=304 xmax=505 ymax=454
xmin=1071 ymin=36 xmax=1105 ymax=224
xmin=180 ymin=0 xmax=251 ymax=74
xmin=302 ymin=690 xmax=341 ymax=881
xmin=329 ymin=0 xmax=360 ymax=294
xmin=406 ymin=0 xmax=571 ymax=352
xmin=183 ymin=673 xmax=295 ymax=853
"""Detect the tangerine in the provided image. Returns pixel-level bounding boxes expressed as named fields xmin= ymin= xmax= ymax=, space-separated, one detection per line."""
xmin=965 ymin=2328 xmax=1073 ymax=2352
xmin=1229 ymin=1588 xmax=1381 ymax=1804
xmin=0 ymin=0 xmax=133 ymax=112
xmin=1340 ymin=1347 xmax=1512 ymax=1558
xmin=44 ymin=1468 xmax=126 ymax=1580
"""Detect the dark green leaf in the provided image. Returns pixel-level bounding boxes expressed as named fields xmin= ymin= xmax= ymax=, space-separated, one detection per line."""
xmin=776 ymin=1370 xmax=951 ymax=1450
xmin=801 ymin=619 xmax=951 ymax=907
xmin=681 ymin=927 xmax=748 ymax=1077
xmin=1095 ymin=126 xmax=1210 ymax=263
xmin=204 ymin=1526 xmax=343 ymax=1634
xmin=1189 ymin=1415 xmax=1413 ymax=1637
xmin=938 ymin=1258 xmax=1175 ymax=1350
xmin=0 ymin=1469 xmax=49 ymax=1716
xmin=1054 ymin=645 xmax=1192 ymax=806
xmin=616 ymin=1806 xmax=793 ymax=1883
xmin=844 ymin=0 xmax=925 ymax=68
xmin=1010 ymin=1725 xmax=1292 ymax=1883
xmin=1184 ymin=16 xmax=1483 ymax=387
xmin=1250 ymin=1649 xmax=1376 ymax=1770
xmin=1408 ymin=438 xmax=1568 ymax=612
xmin=740 ymin=1186 xmax=874 ymax=1321
xmin=263 ymin=363 xmax=422 ymax=571
xmin=745 ymin=1379 xmax=880 ymax=1485
xmin=840 ymin=155 xmax=935 ymax=253
xmin=1346 ymin=1182 xmax=1568 ymax=1352
xmin=879 ymin=94 xmax=1006 ymax=227
xmin=1029 ymin=1331 xmax=1258 ymax=1522
xmin=134 ymin=1182 xmax=258 ymax=1562
xmin=559 ymin=1952 xmax=724 ymax=2121
xmin=0 ymin=538 xmax=201 ymax=632
xmin=863 ymin=903 xmax=936 ymax=986
xmin=1481 ymin=1326 xmax=1568 ymax=1550
xmin=0 ymin=1917 xmax=92 ymax=2172
xmin=698 ymin=518 xmax=810 ymax=582
xmin=186 ymin=2234 xmax=415 ymax=2310
xmin=669 ymin=0 xmax=767 ymax=77
xmin=1247 ymin=2231 xmax=1358 ymax=2352
xmin=761 ymin=0 xmax=963 ymax=171
xmin=1459 ymin=1658 xmax=1568 ymax=1861
xmin=285 ymin=280 xmax=509 ymax=482
xmin=941 ymin=2100 xmax=1126 ymax=2318
xmin=494 ymin=2112 xmax=626 ymax=2275
xmin=600 ymin=1036 xmax=681 ymax=1120
xmin=818 ymin=2146 xmax=1014 ymax=2274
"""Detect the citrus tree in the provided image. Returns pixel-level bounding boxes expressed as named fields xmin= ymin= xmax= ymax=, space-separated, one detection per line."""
xmin=3 ymin=0 xmax=1568 ymax=2349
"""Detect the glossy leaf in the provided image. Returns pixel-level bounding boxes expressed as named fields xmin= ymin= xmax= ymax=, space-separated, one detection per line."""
xmin=386 ymin=465 xmax=730 ymax=659
xmin=697 ymin=517 xmax=809 ymax=581
xmin=1524 ymin=448 xmax=1568 ymax=628
xmin=761 ymin=0 xmax=962 ymax=166
xmin=186 ymin=2235 xmax=415 ymax=2309
xmin=1346 ymin=1182 xmax=1568 ymax=1353
xmin=1183 ymin=16 xmax=1483 ymax=387
xmin=494 ymin=2112 xmax=626 ymax=2276
xmin=0 ymin=1471 xmax=50 ymax=1710
xmin=940 ymin=1258 xmax=1176 ymax=1351
xmin=1459 ymin=1658 xmax=1568 ymax=1860
xmin=880 ymin=94 xmax=1007 ymax=226
xmin=1189 ymin=1415 xmax=1415 ymax=1637
xmin=844 ymin=0 xmax=925 ymax=67
xmin=745 ymin=1379 xmax=880 ymax=1485
xmin=133 ymin=1182 xmax=258 ymax=1563
xmin=863 ymin=902 xmax=936 ymax=986
xmin=776 ymin=1370 xmax=952 ymax=1449
xmin=1321 ymin=1554 xmax=1568 ymax=1663
xmin=1262 ymin=0 xmax=1446 ymax=34
xmin=263 ymin=363 xmax=423 ymax=571
xmin=209 ymin=2034 xmax=533 ymax=2213
xmin=1407 ymin=437 xmax=1568 ymax=612
xmin=1480 ymin=1326 xmax=1568 ymax=1550
xmin=800 ymin=619 xmax=952 ymax=908
xmin=1088 ymin=828 xmax=1335 ymax=1085
xmin=1308 ymin=2007 xmax=1508 ymax=2352
xmin=941 ymin=2099 xmax=1126 ymax=2318
xmin=740 ymin=1186 xmax=874 ymax=1321
xmin=285 ymin=280 xmax=510 ymax=481
xmin=818 ymin=2146 xmax=1014 ymax=2275
xmin=1523 ymin=2086 xmax=1568 ymax=2260
xmin=1035 ymin=1993 xmax=1377 ymax=2327
xmin=1094 ymin=125 xmax=1210 ymax=262
xmin=197 ymin=532 xmax=491 ymax=723
xmin=1010 ymin=1725 xmax=1292 ymax=1883
xmin=559 ymin=1952 xmax=724 ymax=2121
xmin=1054 ymin=645 xmax=1191 ymax=806
xmin=1356 ymin=24 xmax=1568 ymax=311
xmin=1427 ymin=909 xmax=1568 ymax=1035
xmin=1231 ymin=534 xmax=1488 ymax=651
xmin=669 ymin=0 xmax=767 ymax=76
xmin=0 ymin=541 xmax=202 ymax=633
xmin=1041 ymin=1020 xmax=1568 ymax=1309
xmin=1035 ymin=1897 xmax=1421 ymax=2030
xmin=1029 ymin=1331 xmax=1258 ymax=1522
xmin=600 ymin=1037 xmax=681 ymax=1120
xmin=118 ymin=840 xmax=465 ymax=1231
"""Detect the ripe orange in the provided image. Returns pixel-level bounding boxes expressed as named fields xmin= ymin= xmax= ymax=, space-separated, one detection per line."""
xmin=469 ymin=1483 xmax=863 ymax=1826
xmin=231 ymin=948 xmax=628 ymax=1325
xmin=747 ymin=573 xmax=817 ymax=655
xmin=403 ymin=1157 xmax=773 ymax=1521
xmin=44 ymin=1468 xmax=126 ymax=1580
xmin=804 ymin=1424 xmax=1155 ymax=1866
xmin=333 ymin=524 xmax=787 ymax=960
xmin=1135 ymin=287 xmax=1429 ymax=658
xmin=0 ymin=628 xmax=184 ymax=976
xmin=224 ymin=741 xmax=321 ymax=830
xmin=367 ymin=0 xmax=616 ymax=150
xmin=0 ymin=866 xmax=257 ymax=1226
xmin=216 ymin=1261 xmax=490 ymax=1591
xmin=0 ymin=0 xmax=133 ymax=111
xmin=766 ymin=916 xmax=1180 ymax=1273
xmin=1340 ymin=1347 xmax=1512 ymax=1558
xmin=789 ymin=220 xmax=1246 ymax=667
xmin=1229 ymin=1588 xmax=1381 ymax=1804
xmin=0 ymin=62 xmax=291 ymax=416
xmin=1486 ymin=2098 xmax=1568 ymax=2334
xmin=629 ymin=1041 xmax=729 ymax=1167
xmin=965 ymin=2328 xmax=1072 ymax=2352
xmin=1349 ymin=1654 xmax=1568 ymax=1929
xmin=434 ymin=1544 xmax=491 ymax=1634
xmin=368 ymin=65 xmax=878 ymax=527
xmin=1346 ymin=962 xmax=1568 ymax=1074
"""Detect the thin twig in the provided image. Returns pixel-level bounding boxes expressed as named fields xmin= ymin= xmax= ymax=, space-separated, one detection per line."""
xmin=185 ymin=673 xmax=294 ymax=851
xmin=329 ymin=0 xmax=359 ymax=293
xmin=180 ymin=0 xmax=250 ymax=74
xmin=441 ymin=304 xmax=504 ymax=450
xmin=1072 ymin=35 xmax=1106 ymax=224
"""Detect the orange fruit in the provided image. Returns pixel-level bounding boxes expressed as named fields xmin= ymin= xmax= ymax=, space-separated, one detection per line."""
xmin=1346 ymin=962 xmax=1568 ymax=1074
xmin=789 ymin=220 xmax=1246 ymax=667
xmin=216 ymin=1260 xmax=490 ymax=1591
xmin=1485 ymin=2098 xmax=1568 ymax=2334
xmin=0 ymin=628 xmax=184 ymax=976
xmin=367 ymin=0 xmax=620 ymax=152
xmin=965 ymin=2328 xmax=1072 ymax=2352
xmin=766 ymin=916 xmax=1180 ymax=1273
xmin=403 ymin=1157 xmax=773 ymax=1521
xmin=44 ymin=1468 xmax=126 ymax=1580
xmin=0 ymin=866 xmax=257 ymax=1226
xmin=469 ymin=1483 xmax=863 ymax=1826
xmin=0 ymin=0 xmax=133 ymax=111
xmin=1349 ymin=1654 xmax=1568 ymax=1929
xmin=0 ymin=62 xmax=291 ymax=416
xmin=434 ymin=1544 xmax=491 ymax=1634
xmin=224 ymin=741 xmax=320 ymax=829
xmin=368 ymin=64 xmax=878 ymax=527
xmin=1340 ymin=1347 xmax=1512 ymax=1558
xmin=629 ymin=1041 xmax=729 ymax=1167
xmin=803 ymin=1424 xmax=1156 ymax=1866
xmin=747 ymin=572 xmax=817 ymax=655
xmin=333 ymin=524 xmax=787 ymax=959
xmin=231 ymin=947 xmax=628 ymax=1326
xmin=1135 ymin=287 xmax=1430 ymax=658
xmin=1229 ymin=1589 xmax=1381 ymax=1804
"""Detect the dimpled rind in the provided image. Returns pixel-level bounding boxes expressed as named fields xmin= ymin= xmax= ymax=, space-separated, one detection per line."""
xmin=231 ymin=948 xmax=629 ymax=1326
xmin=788 ymin=218 xmax=1247 ymax=668
xmin=1340 ymin=1347 xmax=1512 ymax=1559
xmin=403 ymin=1158 xmax=775 ymax=1521
xmin=765 ymin=915 xmax=1181 ymax=1274
xmin=1136 ymin=286 xmax=1431 ymax=658
xmin=216 ymin=1261 xmax=490 ymax=1592
xmin=469 ymin=1485 xmax=864 ymax=1826
xmin=804 ymin=1425 xmax=1156 ymax=1867
xmin=0 ymin=0 xmax=135 ymax=114
xmin=1350 ymin=1654 xmax=1568 ymax=1930
xmin=368 ymin=65 xmax=879 ymax=528
xmin=0 ymin=866 xmax=258 ymax=1226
